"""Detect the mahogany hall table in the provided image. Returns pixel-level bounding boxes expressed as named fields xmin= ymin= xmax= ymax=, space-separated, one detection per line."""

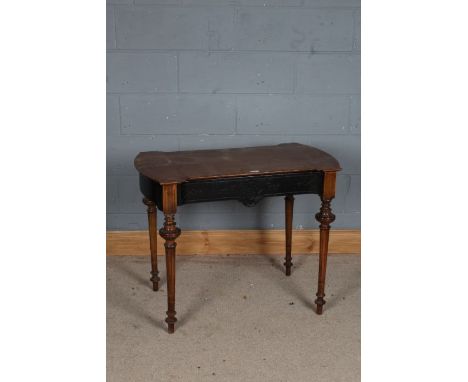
xmin=134 ymin=143 xmax=341 ymax=333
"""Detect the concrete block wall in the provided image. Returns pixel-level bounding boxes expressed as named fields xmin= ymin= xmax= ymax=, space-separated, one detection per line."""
xmin=107 ymin=0 xmax=361 ymax=230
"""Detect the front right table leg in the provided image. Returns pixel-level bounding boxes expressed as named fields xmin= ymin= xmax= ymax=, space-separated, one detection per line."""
xmin=314 ymin=171 xmax=337 ymax=315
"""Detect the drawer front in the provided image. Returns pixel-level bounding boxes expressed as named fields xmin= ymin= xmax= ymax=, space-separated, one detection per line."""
xmin=180 ymin=171 xmax=323 ymax=207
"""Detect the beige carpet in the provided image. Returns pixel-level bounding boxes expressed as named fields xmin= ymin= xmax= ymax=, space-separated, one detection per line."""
xmin=107 ymin=255 xmax=360 ymax=382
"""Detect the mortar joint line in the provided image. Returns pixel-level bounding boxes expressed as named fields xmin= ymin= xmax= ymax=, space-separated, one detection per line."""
xmin=234 ymin=96 xmax=238 ymax=134
xmin=176 ymin=52 xmax=180 ymax=93
xmin=117 ymin=95 xmax=123 ymax=136
xmin=112 ymin=6 xmax=117 ymax=50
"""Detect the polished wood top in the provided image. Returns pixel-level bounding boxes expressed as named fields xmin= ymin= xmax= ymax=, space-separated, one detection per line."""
xmin=134 ymin=143 xmax=341 ymax=184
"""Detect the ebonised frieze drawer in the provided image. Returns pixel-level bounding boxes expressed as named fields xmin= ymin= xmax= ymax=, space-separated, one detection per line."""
xmin=180 ymin=171 xmax=323 ymax=207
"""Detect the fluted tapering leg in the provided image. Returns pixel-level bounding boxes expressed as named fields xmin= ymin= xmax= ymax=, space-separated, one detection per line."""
xmin=143 ymin=198 xmax=160 ymax=291
xmin=160 ymin=184 xmax=181 ymax=333
xmin=284 ymin=194 xmax=294 ymax=276
xmin=314 ymin=197 xmax=335 ymax=314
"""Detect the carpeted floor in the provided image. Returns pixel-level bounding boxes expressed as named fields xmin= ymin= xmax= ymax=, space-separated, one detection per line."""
xmin=107 ymin=255 xmax=360 ymax=382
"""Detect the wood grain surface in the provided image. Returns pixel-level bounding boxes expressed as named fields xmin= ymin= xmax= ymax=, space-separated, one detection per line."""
xmin=107 ymin=229 xmax=360 ymax=256
xmin=134 ymin=143 xmax=341 ymax=184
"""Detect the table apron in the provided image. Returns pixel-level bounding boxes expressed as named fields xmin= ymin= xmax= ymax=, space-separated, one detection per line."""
xmin=140 ymin=171 xmax=324 ymax=209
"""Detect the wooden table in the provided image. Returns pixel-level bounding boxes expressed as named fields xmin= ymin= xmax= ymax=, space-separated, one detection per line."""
xmin=134 ymin=143 xmax=341 ymax=333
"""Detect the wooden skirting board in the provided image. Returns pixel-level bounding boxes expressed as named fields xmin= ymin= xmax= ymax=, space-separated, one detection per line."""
xmin=107 ymin=229 xmax=360 ymax=256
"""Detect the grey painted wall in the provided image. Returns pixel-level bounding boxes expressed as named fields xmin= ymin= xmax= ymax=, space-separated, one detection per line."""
xmin=107 ymin=1 xmax=361 ymax=230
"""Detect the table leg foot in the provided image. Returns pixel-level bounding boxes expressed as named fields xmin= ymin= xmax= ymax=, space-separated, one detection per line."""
xmin=150 ymin=271 xmax=160 ymax=292
xmin=315 ymin=295 xmax=325 ymax=315
xmin=165 ymin=313 xmax=177 ymax=334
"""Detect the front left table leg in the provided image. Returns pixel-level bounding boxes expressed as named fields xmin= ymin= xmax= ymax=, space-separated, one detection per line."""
xmin=143 ymin=198 xmax=160 ymax=291
xmin=159 ymin=184 xmax=181 ymax=334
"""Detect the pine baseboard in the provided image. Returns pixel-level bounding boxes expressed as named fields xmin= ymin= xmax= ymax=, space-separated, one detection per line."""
xmin=106 ymin=229 xmax=360 ymax=256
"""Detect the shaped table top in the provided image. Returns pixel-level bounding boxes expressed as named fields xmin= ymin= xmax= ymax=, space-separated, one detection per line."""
xmin=134 ymin=143 xmax=341 ymax=184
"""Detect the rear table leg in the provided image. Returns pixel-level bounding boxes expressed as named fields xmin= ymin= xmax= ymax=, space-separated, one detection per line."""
xmin=143 ymin=198 xmax=160 ymax=291
xmin=284 ymin=194 xmax=294 ymax=276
